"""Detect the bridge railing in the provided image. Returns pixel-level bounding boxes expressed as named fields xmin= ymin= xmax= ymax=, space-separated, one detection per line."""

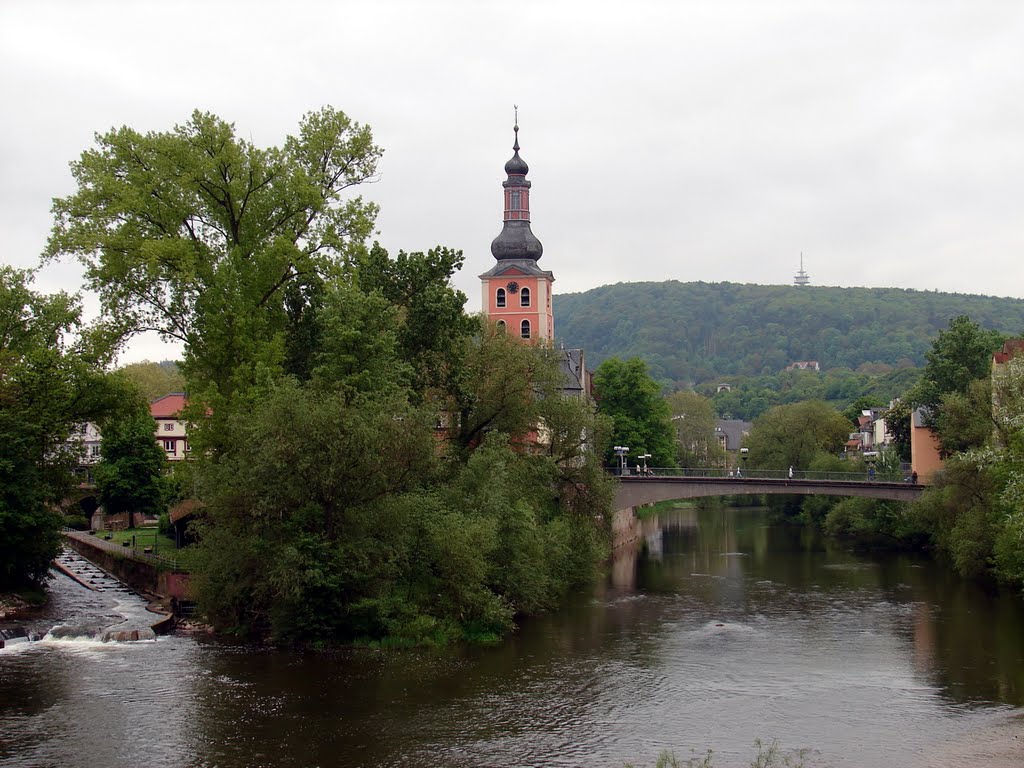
xmin=612 ymin=467 xmax=916 ymax=483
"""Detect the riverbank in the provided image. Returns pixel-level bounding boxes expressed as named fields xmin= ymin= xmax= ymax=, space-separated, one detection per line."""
xmin=0 ymin=590 xmax=45 ymax=620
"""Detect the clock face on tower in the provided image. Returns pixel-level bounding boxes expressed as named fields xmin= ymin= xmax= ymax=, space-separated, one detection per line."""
xmin=506 ymin=281 xmax=519 ymax=294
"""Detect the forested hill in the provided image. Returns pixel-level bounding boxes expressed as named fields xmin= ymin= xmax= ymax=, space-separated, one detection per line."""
xmin=553 ymin=281 xmax=1024 ymax=386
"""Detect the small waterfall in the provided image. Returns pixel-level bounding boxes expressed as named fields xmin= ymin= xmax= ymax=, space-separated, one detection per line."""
xmin=1 ymin=549 xmax=162 ymax=649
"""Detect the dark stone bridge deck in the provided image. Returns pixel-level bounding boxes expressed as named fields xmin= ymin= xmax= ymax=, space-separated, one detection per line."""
xmin=614 ymin=473 xmax=924 ymax=510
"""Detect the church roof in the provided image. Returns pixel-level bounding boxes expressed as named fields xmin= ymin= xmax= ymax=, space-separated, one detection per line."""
xmin=479 ymin=258 xmax=553 ymax=279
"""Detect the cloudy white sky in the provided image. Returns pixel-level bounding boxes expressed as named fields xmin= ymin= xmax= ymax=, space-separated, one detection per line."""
xmin=3 ymin=0 xmax=1023 ymax=362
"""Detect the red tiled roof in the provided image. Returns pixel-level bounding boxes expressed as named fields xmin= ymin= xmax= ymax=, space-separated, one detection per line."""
xmin=169 ymin=498 xmax=203 ymax=525
xmin=994 ymin=339 xmax=1024 ymax=365
xmin=150 ymin=393 xmax=187 ymax=419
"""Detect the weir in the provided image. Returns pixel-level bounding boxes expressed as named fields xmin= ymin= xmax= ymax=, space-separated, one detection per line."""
xmin=0 ymin=549 xmax=170 ymax=651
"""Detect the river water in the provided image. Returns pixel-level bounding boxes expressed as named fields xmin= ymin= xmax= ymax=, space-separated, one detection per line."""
xmin=2 ymin=507 xmax=1023 ymax=768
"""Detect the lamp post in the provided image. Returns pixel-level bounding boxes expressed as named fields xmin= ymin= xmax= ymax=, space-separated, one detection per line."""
xmin=639 ymin=453 xmax=652 ymax=476
xmin=613 ymin=446 xmax=629 ymax=476
xmin=740 ymin=447 xmax=749 ymax=477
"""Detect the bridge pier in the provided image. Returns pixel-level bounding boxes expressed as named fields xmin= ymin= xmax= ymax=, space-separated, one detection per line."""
xmin=611 ymin=506 xmax=642 ymax=550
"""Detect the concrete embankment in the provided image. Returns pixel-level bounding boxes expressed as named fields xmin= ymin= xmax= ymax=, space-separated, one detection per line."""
xmin=60 ymin=532 xmax=189 ymax=634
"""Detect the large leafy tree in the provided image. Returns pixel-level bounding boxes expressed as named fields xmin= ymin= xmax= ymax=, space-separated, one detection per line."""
xmin=45 ymin=107 xmax=382 ymax=414
xmin=916 ymin=315 xmax=1004 ymax=411
xmin=901 ymin=315 xmax=1005 ymax=457
xmin=190 ymin=347 xmax=612 ymax=645
xmin=745 ymin=400 xmax=850 ymax=471
xmin=357 ymin=243 xmax=477 ymax=397
xmin=94 ymin=390 xmax=167 ymax=521
xmin=0 ymin=268 xmax=117 ymax=588
xmin=593 ymin=357 xmax=675 ymax=467
xmin=450 ymin=323 xmax=564 ymax=453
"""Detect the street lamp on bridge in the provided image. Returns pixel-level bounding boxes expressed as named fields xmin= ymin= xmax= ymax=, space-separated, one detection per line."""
xmin=639 ymin=453 xmax=652 ymax=476
xmin=613 ymin=446 xmax=629 ymax=476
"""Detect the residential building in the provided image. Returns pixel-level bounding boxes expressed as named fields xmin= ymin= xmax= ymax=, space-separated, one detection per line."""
xmin=910 ymin=408 xmax=943 ymax=482
xmin=73 ymin=422 xmax=103 ymax=465
xmin=150 ymin=393 xmax=190 ymax=461
xmin=714 ymin=419 xmax=752 ymax=469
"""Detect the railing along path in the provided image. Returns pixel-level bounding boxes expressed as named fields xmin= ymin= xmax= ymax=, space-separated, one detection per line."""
xmin=62 ymin=528 xmax=180 ymax=570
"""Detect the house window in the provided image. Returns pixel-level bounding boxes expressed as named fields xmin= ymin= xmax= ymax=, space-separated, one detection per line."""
xmin=184 ymin=440 xmax=191 ymax=452
xmin=520 ymin=287 xmax=531 ymax=307
xmin=163 ymin=422 xmax=174 ymax=431
xmin=521 ymin=320 xmax=531 ymax=339
xmin=496 ymin=288 xmax=506 ymax=308
xmin=90 ymin=445 xmax=101 ymax=458
xmin=164 ymin=440 xmax=175 ymax=453
xmin=496 ymin=320 xmax=506 ymax=333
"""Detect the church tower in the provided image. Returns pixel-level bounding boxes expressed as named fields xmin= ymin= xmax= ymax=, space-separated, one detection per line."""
xmin=480 ymin=115 xmax=555 ymax=343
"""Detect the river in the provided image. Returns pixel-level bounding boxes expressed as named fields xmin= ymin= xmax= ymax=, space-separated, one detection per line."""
xmin=1 ymin=506 xmax=1022 ymax=768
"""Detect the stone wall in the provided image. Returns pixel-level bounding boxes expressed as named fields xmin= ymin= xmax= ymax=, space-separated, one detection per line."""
xmin=64 ymin=536 xmax=192 ymax=601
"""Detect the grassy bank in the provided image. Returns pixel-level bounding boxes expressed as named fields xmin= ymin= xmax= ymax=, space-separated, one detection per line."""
xmin=86 ymin=528 xmax=196 ymax=570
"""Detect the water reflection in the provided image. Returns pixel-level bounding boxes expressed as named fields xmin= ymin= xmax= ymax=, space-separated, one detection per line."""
xmin=633 ymin=505 xmax=1024 ymax=709
xmin=1 ymin=507 xmax=1022 ymax=768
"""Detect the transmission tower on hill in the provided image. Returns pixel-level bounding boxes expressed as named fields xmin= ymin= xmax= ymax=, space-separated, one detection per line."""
xmin=794 ymin=253 xmax=810 ymax=286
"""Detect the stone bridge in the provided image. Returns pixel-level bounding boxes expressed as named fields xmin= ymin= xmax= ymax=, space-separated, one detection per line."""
xmin=614 ymin=473 xmax=924 ymax=510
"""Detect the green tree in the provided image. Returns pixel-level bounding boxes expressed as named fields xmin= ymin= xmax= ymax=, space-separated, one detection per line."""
xmin=45 ymin=107 xmax=382 ymax=425
xmin=933 ymin=378 xmax=994 ymax=457
xmin=745 ymin=400 xmax=850 ymax=471
xmin=903 ymin=315 xmax=1004 ymax=456
xmin=593 ymin=357 xmax=676 ymax=468
xmin=666 ymin=390 xmax=723 ymax=467
xmin=883 ymin=399 xmax=912 ymax=461
xmin=94 ymin=389 xmax=167 ymax=520
xmin=357 ymin=243 xmax=477 ymax=397
xmin=0 ymin=268 xmax=117 ymax=589
xmin=450 ymin=322 xmax=564 ymax=453
xmin=916 ymin=315 xmax=1004 ymax=411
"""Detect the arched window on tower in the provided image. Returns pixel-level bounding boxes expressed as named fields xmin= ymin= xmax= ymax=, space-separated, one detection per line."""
xmin=520 ymin=287 xmax=531 ymax=307
xmin=496 ymin=288 xmax=506 ymax=308
xmin=520 ymin=320 xmax=531 ymax=339
xmin=510 ymin=191 xmax=521 ymax=210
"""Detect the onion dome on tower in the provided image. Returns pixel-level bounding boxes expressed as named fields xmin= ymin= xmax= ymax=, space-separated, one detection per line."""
xmin=490 ymin=120 xmax=544 ymax=261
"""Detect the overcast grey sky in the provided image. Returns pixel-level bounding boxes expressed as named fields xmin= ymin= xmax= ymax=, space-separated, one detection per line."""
xmin=3 ymin=0 xmax=1023 ymax=362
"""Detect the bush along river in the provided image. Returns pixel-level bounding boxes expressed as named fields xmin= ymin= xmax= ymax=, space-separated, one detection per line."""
xmin=1 ymin=507 xmax=1023 ymax=768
